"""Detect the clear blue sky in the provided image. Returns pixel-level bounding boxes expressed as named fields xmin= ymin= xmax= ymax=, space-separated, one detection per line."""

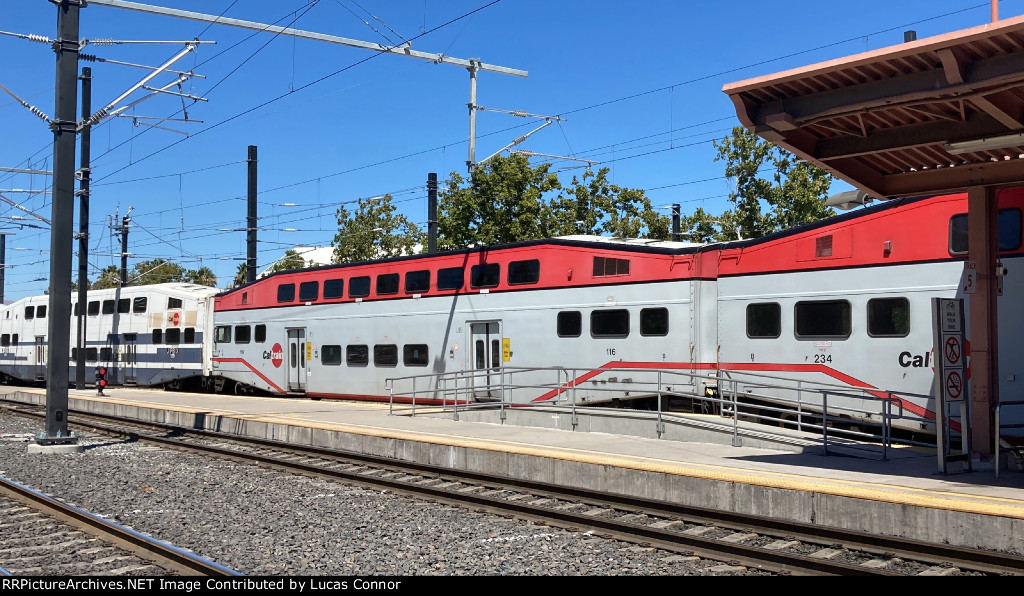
xmin=0 ymin=0 xmax=1017 ymax=301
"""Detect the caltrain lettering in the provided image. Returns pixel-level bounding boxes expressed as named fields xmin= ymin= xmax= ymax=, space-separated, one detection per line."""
xmin=898 ymin=351 xmax=931 ymax=368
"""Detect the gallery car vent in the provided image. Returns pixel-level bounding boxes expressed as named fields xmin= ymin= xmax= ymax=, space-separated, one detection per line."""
xmin=815 ymin=235 xmax=834 ymax=258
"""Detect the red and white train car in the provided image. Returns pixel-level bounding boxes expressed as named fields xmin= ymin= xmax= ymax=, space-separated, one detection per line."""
xmin=209 ymin=187 xmax=1024 ymax=435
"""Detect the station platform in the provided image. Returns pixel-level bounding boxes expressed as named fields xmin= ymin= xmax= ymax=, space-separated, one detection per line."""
xmin=3 ymin=385 xmax=1023 ymax=555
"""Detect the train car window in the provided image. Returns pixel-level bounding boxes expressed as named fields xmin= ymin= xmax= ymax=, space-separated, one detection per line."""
xmin=133 ymin=297 xmax=147 ymax=313
xmin=373 ymin=344 xmax=398 ymax=367
xmin=11 ymin=334 xmax=17 ymax=345
xmin=557 ymin=311 xmax=582 ymax=337
xmin=86 ymin=347 xmax=98 ymax=362
xmin=299 ymin=281 xmax=319 ymax=302
xmin=591 ymin=309 xmax=629 ymax=338
xmin=255 ymin=324 xmax=266 ymax=343
xmin=100 ymin=347 xmax=113 ymax=361
xmin=168 ymin=297 xmax=183 ymax=309
xmin=322 ymin=345 xmax=342 ymax=365
xmin=74 ymin=302 xmax=80 ymax=316
xmin=593 ymin=256 xmax=630 ymax=277
xmin=346 ymin=344 xmax=369 ymax=366
xmin=242 ymin=292 xmax=249 ymax=305
xmin=508 ymin=259 xmax=540 ymax=285
xmin=215 ymin=325 xmax=231 ymax=343
xmin=235 ymin=325 xmax=251 ymax=344
xmin=152 ymin=329 xmax=163 ymax=344
xmin=405 ymin=270 xmax=430 ymax=293
xmin=277 ymin=283 xmax=296 ymax=303
xmin=184 ymin=327 xmax=195 ymax=343
xmin=470 ymin=263 xmax=500 ymax=289
xmin=36 ymin=305 xmax=46 ymax=319
xmin=88 ymin=301 xmax=100 ymax=315
xmin=324 ymin=278 xmax=344 ymax=299
xmin=437 ymin=267 xmax=464 ymax=290
xmin=868 ymin=298 xmax=910 ymax=337
xmin=746 ymin=303 xmax=781 ymax=339
xmin=166 ymin=328 xmax=181 ymax=344
xmin=24 ymin=306 xmax=34 ymax=320
xmin=795 ymin=300 xmax=851 ymax=339
xmin=949 ymin=208 xmax=1023 ymax=254
xmin=349 ymin=276 xmax=370 ymax=298
xmin=1 ymin=334 xmax=9 ymax=347
xmin=123 ymin=333 xmax=137 ymax=341
xmin=376 ymin=273 xmax=400 ymax=295
xmin=640 ymin=308 xmax=669 ymax=336
xmin=102 ymin=300 xmax=115 ymax=315
xmin=117 ymin=298 xmax=130 ymax=313
xmin=403 ymin=344 xmax=429 ymax=366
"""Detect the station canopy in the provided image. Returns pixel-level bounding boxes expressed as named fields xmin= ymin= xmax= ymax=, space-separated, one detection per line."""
xmin=723 ymin=14 xmax=1024 ymax=200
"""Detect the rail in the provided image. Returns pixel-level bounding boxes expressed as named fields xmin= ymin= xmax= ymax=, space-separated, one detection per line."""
xmin=385 ymin=366 xmax=935 ymax=461
xmin=996 ymin=400 xmax=1024 ymax=479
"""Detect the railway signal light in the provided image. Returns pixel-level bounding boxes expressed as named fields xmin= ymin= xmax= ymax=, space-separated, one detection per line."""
xmin=95 ymin=366 xmax=107 ymax=395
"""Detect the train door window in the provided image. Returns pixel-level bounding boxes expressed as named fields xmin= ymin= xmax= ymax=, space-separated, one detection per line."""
xmin=11 ymin=334 xmax=17 ymax=345
xmin=102 ymin=300 xmax=115 ymax=314
xmin=508 ymin=259 xmax=540 ymax=285
xmin=277 ymin=283 xmax=296 ymax=303
xmin=215 ymin=325 xmax=231 ymax=343
xmin=591 ymin=309 xmax=629 ymax=338
xmin=100 ymin=347 xmax=113 ymax=362
xmin=168 ymin=297 xmax=183 ymax=309
xmin=403 ymin=344 xmax=429 ymax=366
xmin=949 ymin=208 xmax=1023 ymax=254
xmin=70 ymin=348 xmax=76 ymax=360
xmin=346 ymin=344 xmax=368 ymax=366
xmin=1 ymin=334 xmax=9 ymax=347
xmin=349 ymin=276 xmax=370 ymax=298
xmin=405 ymin=270 xmax=430 ymax=293
xmin=376 ymin=273 xmax=399 ymax=295
xmin=322 ymin=345 xmax=342 ymax=365
xmin=795 ymin=300 xmax=851 ymax=339
xmin=24 ymin=306 xmax=34 ymax=320
xmin=593 ymin=256 xmax=630 ymax=277
xmin=234 ymin=325 xmax=251 ymax=344
xmin=133 ymin=297 xmax=147 ymax=313
xmin=557 ymin=311 xmax=582 ymax=337
xmin=437 ymin=267 xmax=464 ymax=290
xmin=746 ymin=303 xmax=781 ymax=338
xmin=373 ymin=344 xmax=398 ymax=367
xmin=290 ymin=342 xmax=297 ymax=368
xmin=324 ymin=278 xmax=344 ymax=299
xmin=470 ymin=263 xmax=500 ymax=289
xmin=86 ymin=347 xmax=98 ymax=362
xmin=74 ymin=302 xmax=80 ymax=316
xmin=255 ymin=324 xmax=266 ymax=343
xmin=868 ymin=298 xmax=910 ymax=337
xmin=299 ymin=281 xmax=319 ymax=302
xmin=184 ymin=327 xmax=195 ymax=343
xmin=152 ymin=329 xmax=163 ymax=344
xmin=640 ymin=308 xmax=669 ymax=336
xmin=117 ymin=298 xmax=130 ymax=313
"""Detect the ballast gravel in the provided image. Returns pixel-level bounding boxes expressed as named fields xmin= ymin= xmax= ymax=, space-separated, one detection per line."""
xmin=0 ymin=412 xmax=769 ymax=576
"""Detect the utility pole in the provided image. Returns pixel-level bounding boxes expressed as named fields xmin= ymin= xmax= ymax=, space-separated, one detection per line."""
xmin=671 ymin=204 xmax=681 ymax=242
xmin=76 ymin=65 xmax=92 ymax=390
xmin=0 ymin=233 xmax=7 ymax=304
xmin=427 ymin=173 xmax=437 ymax=254
xmin=247 ymin=145 xmax=257 ymax=284
xmin=119 ymin=207 xmax=132 ymax=287
xmin=35 ymin=0 xmax=83 ymax=451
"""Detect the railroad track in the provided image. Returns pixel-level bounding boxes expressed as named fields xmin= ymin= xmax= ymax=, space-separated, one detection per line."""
xmin=5 ymin=403 xmax=1023 ymax=577
xmin=0 ymin=472 xmax=240 ymax=576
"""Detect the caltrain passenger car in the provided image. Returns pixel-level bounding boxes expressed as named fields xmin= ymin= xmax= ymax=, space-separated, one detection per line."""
xmin=209 ymin=187 xmax=1024 ymax=435
xmin=0 ymin=283 xmax=220 ymax=389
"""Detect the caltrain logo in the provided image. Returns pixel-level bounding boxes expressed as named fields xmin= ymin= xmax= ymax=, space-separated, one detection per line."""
xmin=264 ymin=343 xmax=284 ymax=368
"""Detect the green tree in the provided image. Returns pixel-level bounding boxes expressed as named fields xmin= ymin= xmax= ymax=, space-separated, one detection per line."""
xmin=183 ymin=266 xmax=217 ymax=287
xmin=265 ymin=249 xmax=315 ymax=275
xmin=232 ymin=263 xmax=248 ymax=288
xmin=331 ymin=194 xmax=422 ymax=264
xmin=713 ymin=126 xmax=835 ymax=239
xmin=91 ymin=265 xmax=121 ymax=290
xmin=130 ymin=259 xmax=187 ymax=285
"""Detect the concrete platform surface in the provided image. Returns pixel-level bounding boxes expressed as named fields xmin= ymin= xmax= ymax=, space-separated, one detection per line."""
xmin=3 ymin=386 xmax=1023 ymax=554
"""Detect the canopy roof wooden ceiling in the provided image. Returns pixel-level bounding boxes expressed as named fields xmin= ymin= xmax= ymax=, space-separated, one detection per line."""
xmin=723 ymin=14 xmax=1024 ymax=200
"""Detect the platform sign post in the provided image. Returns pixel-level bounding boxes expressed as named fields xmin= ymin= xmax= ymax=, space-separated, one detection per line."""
xmin=932 ymin=298 xmax=972 ymax=474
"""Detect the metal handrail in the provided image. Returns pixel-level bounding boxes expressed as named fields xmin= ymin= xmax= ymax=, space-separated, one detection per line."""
xmin=995 ymin=400 xmax=1024 ymax=479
